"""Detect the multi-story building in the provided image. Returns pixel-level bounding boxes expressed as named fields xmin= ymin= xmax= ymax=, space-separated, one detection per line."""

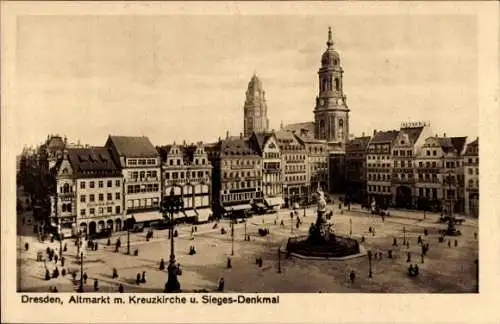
xmin=249 ymin=132 xmax=283 ymax=210
xmin=415 ymin=136 xmax=467 ymax=213
xmin=52 ymin=147 xmax=124 ymax=236
xmin=345 ymin=135 xmax=371 ymax=203
xmin=275 ymin=130 xmax=308 ymax=207
xmin=38 ymin=134 xmax=67 ymax=171
xmin=390 ymin=122 xmax=433 ymax=208
xmin=207 ymin=135 xmax=263 ymax=218
xmin=464 ymin=138 xmax=479 ymax=217
xmin=157 ymin=142 xmax=213 ymax=223
xmin=105 ymin=136 xmax=162 ymax=225
xmin=293 ymin=129 xmax=329 ymax=200
xmin=243 ymin=74 xmax=269 ymax=137
xmin=366 ymin=130 xmax=399 ymax=207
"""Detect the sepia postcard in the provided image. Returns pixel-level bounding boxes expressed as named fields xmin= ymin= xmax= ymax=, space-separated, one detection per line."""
xmin=1 ymin=1 xmax=499 ymax=323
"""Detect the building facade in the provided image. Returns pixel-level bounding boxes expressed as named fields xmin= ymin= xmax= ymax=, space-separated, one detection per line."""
xmin=414 ymin=136 xmax=466 ymax=213
xmin=52 ymin=147 xmax=124 ymax=236
xmin=345 ymin=136 xmax=371 ymax=203
xmin=208 ymin=136 xmax=263 ymax=218
xmin=313 ymin=27 xmax=350 ymax=150
xmin=390 ymin=122 xmax=433 ymax=208
xmin=275 ymin=130 xmax=308 ymax=207
xmin=157 ymin=142 xmax=213 ymax=223
xmin=243 ymin=74 xmax=269 ymax=137
xmin=464 ymin=138 xmax=479 ymax=217
xmin=366 ymin=130 xmax=399 ymax=208
xmin=105 ymin=136 xmax=162 ymax=224
xmin=249 ymin=132 xmax=283 ymax=209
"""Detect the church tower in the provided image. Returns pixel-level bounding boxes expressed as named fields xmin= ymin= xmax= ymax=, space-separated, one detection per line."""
xmin=314 ymin=27 xmax=350 ymax=148
xmin=244 ymin=74 xmax=270 ymax=137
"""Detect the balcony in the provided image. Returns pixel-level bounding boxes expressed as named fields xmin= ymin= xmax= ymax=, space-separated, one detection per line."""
xmin=127 ymin=177 xmax=159 ymax=183
xmin=59 ymin=192 xmax=75 ymax=199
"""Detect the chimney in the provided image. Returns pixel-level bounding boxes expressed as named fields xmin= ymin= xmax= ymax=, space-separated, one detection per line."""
xmin=443 ymin=133 xmax=446 ymax=138
xmin=183 ymin=140 xmax=186 ymax=146
xmin=226 ymin=131 xmax=229 ymax=139
xmin=373 ymin=129 xmax=377 ymax=136
xmin=218 ymin=136 xmax=221 ymax=142
xmin=240 ymin=132 xmax=243 ymax=139
xmin=362 ymin=132 xmax=365 ymax=137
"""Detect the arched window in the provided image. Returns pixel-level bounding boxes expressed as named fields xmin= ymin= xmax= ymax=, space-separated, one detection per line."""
xmin=63 ymin=183 xmax=70 ymax=193
xmin=335 ymin=78 xmax=340 ymax=91
xmin=338 ymin=119 xmax=344 ymax=139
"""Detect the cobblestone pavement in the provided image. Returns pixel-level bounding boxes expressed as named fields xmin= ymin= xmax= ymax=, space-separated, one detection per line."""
xmin=17 ymin=202 xmax=478 ymax=293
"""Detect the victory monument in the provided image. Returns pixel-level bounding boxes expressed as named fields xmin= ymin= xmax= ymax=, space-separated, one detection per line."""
xmin=286 ymin=184 xmax=361 ymax=258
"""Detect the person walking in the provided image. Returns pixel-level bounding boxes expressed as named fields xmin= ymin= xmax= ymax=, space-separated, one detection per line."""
xmin=118 ymin=284 xmax=124 ymax=293
xmin=218 ymin=277 xmax=225 ymax=292
xmin=83 ymin=272 xmax=88 ymax=284
xmin=349 ymin=270 xmax=356 ymax=284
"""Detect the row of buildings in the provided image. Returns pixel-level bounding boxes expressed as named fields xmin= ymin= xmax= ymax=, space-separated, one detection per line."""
xmin=345 ymin=122 xmax=479 ymax=217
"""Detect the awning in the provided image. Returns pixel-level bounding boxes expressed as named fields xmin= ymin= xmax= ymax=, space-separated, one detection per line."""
xmin=255 ymin=203 xmax=266 ymax=209
xmin=183 ymin=209 xmax=197 ymax=218
xmin=265 ymin=197 xmax=283 ymax=207
xmin=225 ymin=204 xmax=252 ymax=212
xmin=196 ymin=208 xmax=212 ymax=222
xmin=132 ymin=211 xmax=164 ymax=223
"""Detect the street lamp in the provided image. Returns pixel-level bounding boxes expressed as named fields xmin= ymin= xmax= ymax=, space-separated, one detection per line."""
xmin=77 ymin=251 xmax=84 ymax=292
xmin=231 ymin=217 xmax=235 ymax=256
xmin=368 ymin=250 xmax=373 ymax=278
xmin=349 ymin=218 xmax=352 ymax=237
xmin=126 ymin=215 xmax=132 ymax=255
xmin=403 ymin=226 xmax=406 ymax=245
xmin=290 ymin=212 xmax=294 ymax=234
xmin=244 ymin=218 xmax=247 ymax=240
xmin=277 ymin=247 xmax=282 ymax=273
xmin=160 ymin=188 xmax=184 ymax=293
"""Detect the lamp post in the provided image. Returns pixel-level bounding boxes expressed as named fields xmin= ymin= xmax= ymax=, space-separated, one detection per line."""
xmin=290 ymin=212 xmax=294 ymax=234
xmin=77 ymin=251 xmax=84 ymax=292
xmin=277 ymin=247 xmax=282 ymax=273
xmin=126 ymin=215 xmax=132 ymax=255
xmin=403 ymin=226 xmax=406 ymax=245
xmin=244 ymin=219 xmax=247 ymax=240
xmin=349 ymin=218 xmax=352 ymax=237
xmin=160 ymin=188 xmax=184 ymax=293
xmin=58 ymin=223 xmax=63 ymax=258
xmin=231 ymin=217 xmax=234 ymax=256
xmin=368 ymin=250 xmax=373 ymax=278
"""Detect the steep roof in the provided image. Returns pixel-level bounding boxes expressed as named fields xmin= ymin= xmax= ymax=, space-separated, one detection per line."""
xmin=283 ymin=121 xmax=315 ymax=134
xmin=346 ymin=136 xmax=371 ymax=152
xmin=400 ymin=127 xmax=424 ymax=144
xmin=67 ymin=147 xmax=121 ymax=178
xmin=464 ymin=137 xmax=479 ymax=156
xmin=370 ymin=130 xmax=399 ymax=144
xmin=250 ymin=132 xmax=275 ymax=155
xmin=107 ymin=136 xmax=158 ymax=158
xmin=438 ymin=137 xmax=467 ymax=154
xmin=220 ymin=137 xmax=259 ymax=157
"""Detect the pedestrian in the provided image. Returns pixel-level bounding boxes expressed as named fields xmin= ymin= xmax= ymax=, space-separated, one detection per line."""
xmin=406 ymin=241 xmax=410 ymax=249
xmin=274 ymin=219 xmax=277 ymax=225
xmin=45 ymin=269 xmax=51 ymax=281
xmin=63 ymin=243 xmax=67 ymax=252
xmin=159 ymin=258 xmax=165 ymax=270
xmin=112 ymin=268 xmax=119 ymax=279
xmin=54 ymin=254 xmax=58 ymax=264
xmin=141 ymin=271 xmax=146 ymax=284
xmin=372 ymin=229 xmax=376 ymax=237
xmin=134 ymin=248 xmax=139 ymax=256
xmin=94 ymin=279 xmax=99 ymax=292
xmin=24 ymin=242 xmax=29 ymax=251
xmin=448 ymin=240 xmax=451 ymax=248
xmin=52 ymin=267 xmax=59 ymax=278
xmin=52 ymin=286 xmax=58 ymax=293
xmin=72 ymin=272 xmax=77 ymax=280
xmin=414 ymin=264 xmax=419 ymax=276
xmin=349 ymin=270 xmax=355 ymax=284
xmin=393 ymin=238 xmax=398 ymax=246
xmin=194 ymin=226 xmax=198 ymax=232
xmin=388 ymin=250 xmax=393 ymax=259
xmin=406 ymin=252 xmax=411 ymax=263
xmin=424 ymin=229 xmax=428 ymax=236
xmin=107 ymin=238 xmax=111 ymax=246
xmin=61 ymin=256 xmax=65 ymax=267
xmin=474 ymin=232 xmax=477 ymax=240
xmin=379 ymin=252 xmax=383 ymax=261
xmin=454 ymin=239 xmax=458 ymax=247
xmin=361 ymin=236 xmax=365 ymax=243
xmin=418 ymin=236 xmax=422 ymax=245
xmin=61 ymin=268 xmax=66 ymax=276
xmin=408 ymin=264 xmax=414 ymax=277
xmin=227 ymin=257 xmax=232 ymax=269
xmin=95 ymin=242 xmax=98 ymax=251
xmin=136 ymin=273 xmax=141 ymax=285
xmin=218 ymin=277 xmax=225 ymax=292
xmin=119 ymin=284 xmax=124 ymax=293
xmin=368 ymin=227 xmax=372 ymax=233
xmin=83 ymin=272 xmax=88 ymax=284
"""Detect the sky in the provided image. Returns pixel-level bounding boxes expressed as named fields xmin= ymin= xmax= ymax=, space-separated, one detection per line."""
xmin=12 ymin=14 xmax=478 ymax=151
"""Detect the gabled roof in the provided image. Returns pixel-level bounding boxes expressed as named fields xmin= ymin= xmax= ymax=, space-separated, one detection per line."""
xmin=400 ymin=127 xmax=424 ymax=144
xmin=370 ymin=130 xmax=399 ymax=144
xmin=220 ymin=137 xmax=259 ymax=157
xmin=283 ymin=121 xmax=315 ymax=134
xmin=249 ymin=132 xmax=275 ymax=155
xmin=106 ymin=136 xmax=158 ymax=158
xmin=66 ymin=147 xmax=121 ymax=178
xmin=346 ymin=136 xmax=371 ymax=152
xmin=464 ymin=137 xmax=479 ymax=156
xmin=438 ymin=137 xmax=467 ymax=154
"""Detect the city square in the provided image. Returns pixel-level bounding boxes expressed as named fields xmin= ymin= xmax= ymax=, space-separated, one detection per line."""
xmin=17 ymin=188 xmax=478 ymax=293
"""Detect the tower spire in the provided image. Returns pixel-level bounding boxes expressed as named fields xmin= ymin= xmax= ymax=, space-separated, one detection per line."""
xmin=327 ymin=26 xmax=334 ymax=48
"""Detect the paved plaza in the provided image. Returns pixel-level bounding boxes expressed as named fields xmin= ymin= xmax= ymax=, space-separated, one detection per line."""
xmin=17 ymin=200 xmax=478 ymax=293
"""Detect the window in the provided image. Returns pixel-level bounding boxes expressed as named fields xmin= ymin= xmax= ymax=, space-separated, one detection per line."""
xmin=116 ymin=192 xmax=120 ymax=200
xmin=89 ymin=194 xmax=95 ymax=202
xmin=426 ymin=150 xmax=430 ymax=156
xmin=165 ymin=173 xmax=170 ymax=180
xmin=80 ymin=195 xmax=86 ymax=203
xmin=107 ymin=180 xmax=112 ymax=188
xmin=80 ymin=181 xmax=86 ymax=189
xmin=99 ymin=181 xmax=104 ymax=188
xmin=476 ymin=168 xmax=479 ymax=175
xmin=419 ymin=161 xmax=423 ymax=167
xmin=169 ymin=160 xmax=173 ymax=166
xmin=80 ymin=209 xmax=86 ymax=216
xmin=99 ymin=207 xmax=104 ymax=214
xmin=468 ymin=168 xmax=473 ymax=175
xmin=107 ymin=193 xmax=112 ymax=201
xmin=107 ymin=206 xmax=113 ymax=213
xmin=90 ymin=208 xmax=95 ymax=215
xmin=89 ymin=181 xmax=94 ymax=188
xmin=115 ymin=206 xmax=121 ymax=214
xmin=99 ymin=194 xmax=104 ymax=201
xmin=116 ymin=180 xmax=120 ymax=187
